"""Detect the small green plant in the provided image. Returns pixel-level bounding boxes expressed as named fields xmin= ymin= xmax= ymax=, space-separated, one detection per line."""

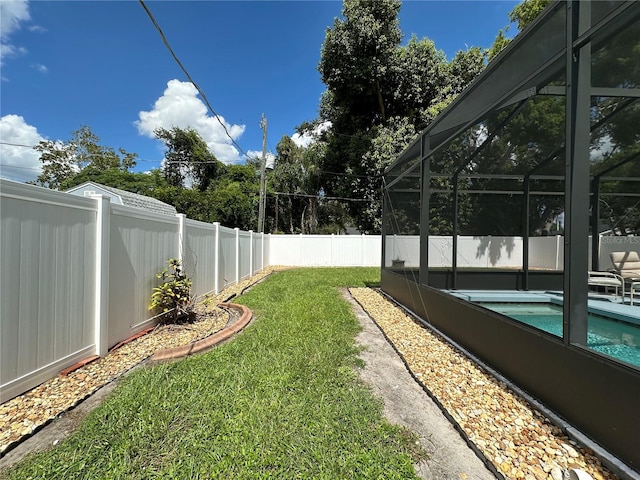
xmin=149 ymin=258 xmax=195 ymax=323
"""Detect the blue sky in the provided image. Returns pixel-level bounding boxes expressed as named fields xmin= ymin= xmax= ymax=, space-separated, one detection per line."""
xmin=0 ymin=0 xmax=519 ymax=183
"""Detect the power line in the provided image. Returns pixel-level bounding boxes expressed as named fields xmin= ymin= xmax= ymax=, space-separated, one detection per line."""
xmin=269 ymin=191 xmax=371 ymax=202
xmin=318 ymin=169 xmax=380 ymax=179
xmin=0 ymin=164 xmax=40 ymax=171
xmin=138 ymin=0 xmax=250 ymax=159
xmin=0 ymin=141 xmax=38 ymax=148
xmin=0 ymin=142 xmax=169 ymax=166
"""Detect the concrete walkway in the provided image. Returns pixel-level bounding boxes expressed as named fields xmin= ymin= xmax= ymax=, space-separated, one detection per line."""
xmin=346 ymin=291 xmax=497 ymax=480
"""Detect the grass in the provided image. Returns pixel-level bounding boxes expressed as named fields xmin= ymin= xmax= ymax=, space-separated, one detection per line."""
xmin=2 ymin=267 xmax=423 ymax=479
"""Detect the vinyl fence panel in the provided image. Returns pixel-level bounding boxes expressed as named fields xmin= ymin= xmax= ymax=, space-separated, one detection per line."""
xmin=107 ymin=205 xmax=179 ymax=347
xmin=252 ymin=232 xmax=264 ymax=275
xmin=267 ymin=234 xmax=304 ymax=266
xmin=268 ymin=234 xmax=382 ymax=267
xmin=184 ymin=219 xmax=217 ymax=297
xmin=362 ymin=235 xmax=382 ymax=267
xmin=218 ymin=226 xmax=237 ymax=291
xmin=528 ymin=236 xmax=563 ymax=270
xmin=1 ymin=182 xmax=97 ymax=402
xmin=238 ymin=230 xmax=252 ymax=281
xmin=456 ymin=236 xmax=523 ymax=268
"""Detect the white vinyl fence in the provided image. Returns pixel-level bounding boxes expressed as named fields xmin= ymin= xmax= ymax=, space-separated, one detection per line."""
xmin=2 ymin=179 xmax=638 ymax=402
xmin=267 ymin=234 xmax=382 ymax=266
xmin=0 ymin=180 xmax=266 ymax=402
xmin=384 ymin=234 xmax=640 ymax=271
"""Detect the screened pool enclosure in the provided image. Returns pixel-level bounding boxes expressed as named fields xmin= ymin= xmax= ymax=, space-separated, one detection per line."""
xmin=381 ymin=1 xmax=640 ymax=474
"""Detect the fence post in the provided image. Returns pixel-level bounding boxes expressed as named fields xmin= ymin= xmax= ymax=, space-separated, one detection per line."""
xmin=263 ymin=233 xmax=267 ymax=271
xmin=329 ymin=234 xmax=333 ymax=266
xmin=213 ymin=222 xmax=220 ymax=294
xmin=235 ymin=227 xmax=240 ymax=284
xmin=176 ymin=213 xmax=186 ymax=266
xmin=91 ymin=194 xmax=110 ymax=357
xmin=249 ymin=230 xmax=254 ymax=276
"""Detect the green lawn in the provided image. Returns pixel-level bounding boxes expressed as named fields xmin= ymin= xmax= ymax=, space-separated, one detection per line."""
xmin=3 ymin=267 xmax=422 ymax=479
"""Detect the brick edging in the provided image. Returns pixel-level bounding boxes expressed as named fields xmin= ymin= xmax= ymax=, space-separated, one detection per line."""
xmin=150 ymin=303 xmax=252 ymax=361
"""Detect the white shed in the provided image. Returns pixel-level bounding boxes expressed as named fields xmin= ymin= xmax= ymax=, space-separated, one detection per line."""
xmin=66 ymin=181 xmax=177 ymax=216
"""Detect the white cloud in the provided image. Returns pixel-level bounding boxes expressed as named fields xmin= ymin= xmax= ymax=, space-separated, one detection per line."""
xmin=30 ymin=63 xmax=47 ymax=73
xmin=590 ymin=134 xmax=613 ymax=162
xmin=0 ymin=0 xmax=31 ymax=66
xmin=136 ymin=79 xmax=246 ymax=165
xmin=0 ymin=114 xmax=45 ymax=182
xmin=291 ymin=121 xmax=330 ymax=148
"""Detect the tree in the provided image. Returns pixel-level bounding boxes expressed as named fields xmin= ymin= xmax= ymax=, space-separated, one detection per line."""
xmin=33 ymin=140 xmax=76 ymax=190
xmin=154 ymin=127 xmax=222 ymax=191
xmin=269 ymin=136 xmax=305 ymax=233
xmin=319 ymin=0 xmax=402 ymax=127
xmin=317 ymin=0 xmax=481 ymax=232
xmin=34 ymin=126 xmax=137 ymax=190
xmin=268 ymin=135 xmax=324 ymax=233
xmin=509 ymin=0 xmax=552 ymax=30
xmin=210 ymin=164 xmax=260 ymax=230
xmin=354 ymin=117 xmax=417 ymax=232
xmin=488 ymin=0 xmax=552 ymax=60
xmin=61 ymin=167 xmax=166 ymax=195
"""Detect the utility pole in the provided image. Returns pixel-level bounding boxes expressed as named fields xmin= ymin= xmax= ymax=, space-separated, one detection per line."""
xmin=258 ymin=114 xmax=268 ymax=233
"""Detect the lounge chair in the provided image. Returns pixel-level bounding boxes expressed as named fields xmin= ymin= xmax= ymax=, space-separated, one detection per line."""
xmin=609 ymin=251 xmax=640 ymax=281
xmin=588 ymin=271 xmax=624 ymax=298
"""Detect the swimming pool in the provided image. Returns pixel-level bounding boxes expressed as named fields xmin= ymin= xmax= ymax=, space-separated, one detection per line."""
xmin=479 ymin=302 xmax=640 ymax=367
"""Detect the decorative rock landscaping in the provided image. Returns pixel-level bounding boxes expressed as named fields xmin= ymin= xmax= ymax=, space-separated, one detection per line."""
xmin=349 ymin=287 xmax=619 ymax=480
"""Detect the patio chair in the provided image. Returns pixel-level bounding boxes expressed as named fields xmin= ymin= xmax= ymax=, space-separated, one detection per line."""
xmin=588 ymin=271 xmax=624 ymax=299
xmin=609 ymin=251 xmax=640 ymax=281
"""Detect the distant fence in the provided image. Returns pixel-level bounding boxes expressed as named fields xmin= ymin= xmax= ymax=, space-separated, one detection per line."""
xmin=267 ymin=234 xmax=381 ymax=267
xmin=384 ymin=234 xmax=638 ymax=271
xmin=2 ymin=179 xmax=638 ymax=402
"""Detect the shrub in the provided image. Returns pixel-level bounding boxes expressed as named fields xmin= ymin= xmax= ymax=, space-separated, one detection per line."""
xmin=149 ymin=258 xmax=195 ymax=323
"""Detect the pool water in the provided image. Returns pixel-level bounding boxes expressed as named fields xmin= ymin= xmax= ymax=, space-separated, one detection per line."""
xmin=479 ymin=302 xmax=640 ymax=368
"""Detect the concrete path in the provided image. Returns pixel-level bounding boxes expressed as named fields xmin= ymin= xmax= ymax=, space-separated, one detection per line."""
xmin=346 ymin=291 xmax=497 ymax=480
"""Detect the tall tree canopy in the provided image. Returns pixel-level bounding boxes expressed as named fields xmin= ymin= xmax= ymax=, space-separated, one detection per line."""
xmin=152 ymin=127 xmax=259 ymax=229
xmin=488 ymin=0 xmax=552 ymax=60
xmin=317 ymin=0 xmax=484 ymax=233
xmin=154 ymin=127 xmax=223 ymax=191
xmin=34 ymin=126 xmax=137 ymax=190
xmin=268 ymin=135 xmax=329 ymax=233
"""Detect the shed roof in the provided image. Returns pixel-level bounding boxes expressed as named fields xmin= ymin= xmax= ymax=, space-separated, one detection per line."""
xmin=66 ymin=182 xmax=178 ymax=216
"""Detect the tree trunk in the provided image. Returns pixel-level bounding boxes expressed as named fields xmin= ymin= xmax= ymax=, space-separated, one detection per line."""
xmin=376 ymin=79 xmax=386 ymax=122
